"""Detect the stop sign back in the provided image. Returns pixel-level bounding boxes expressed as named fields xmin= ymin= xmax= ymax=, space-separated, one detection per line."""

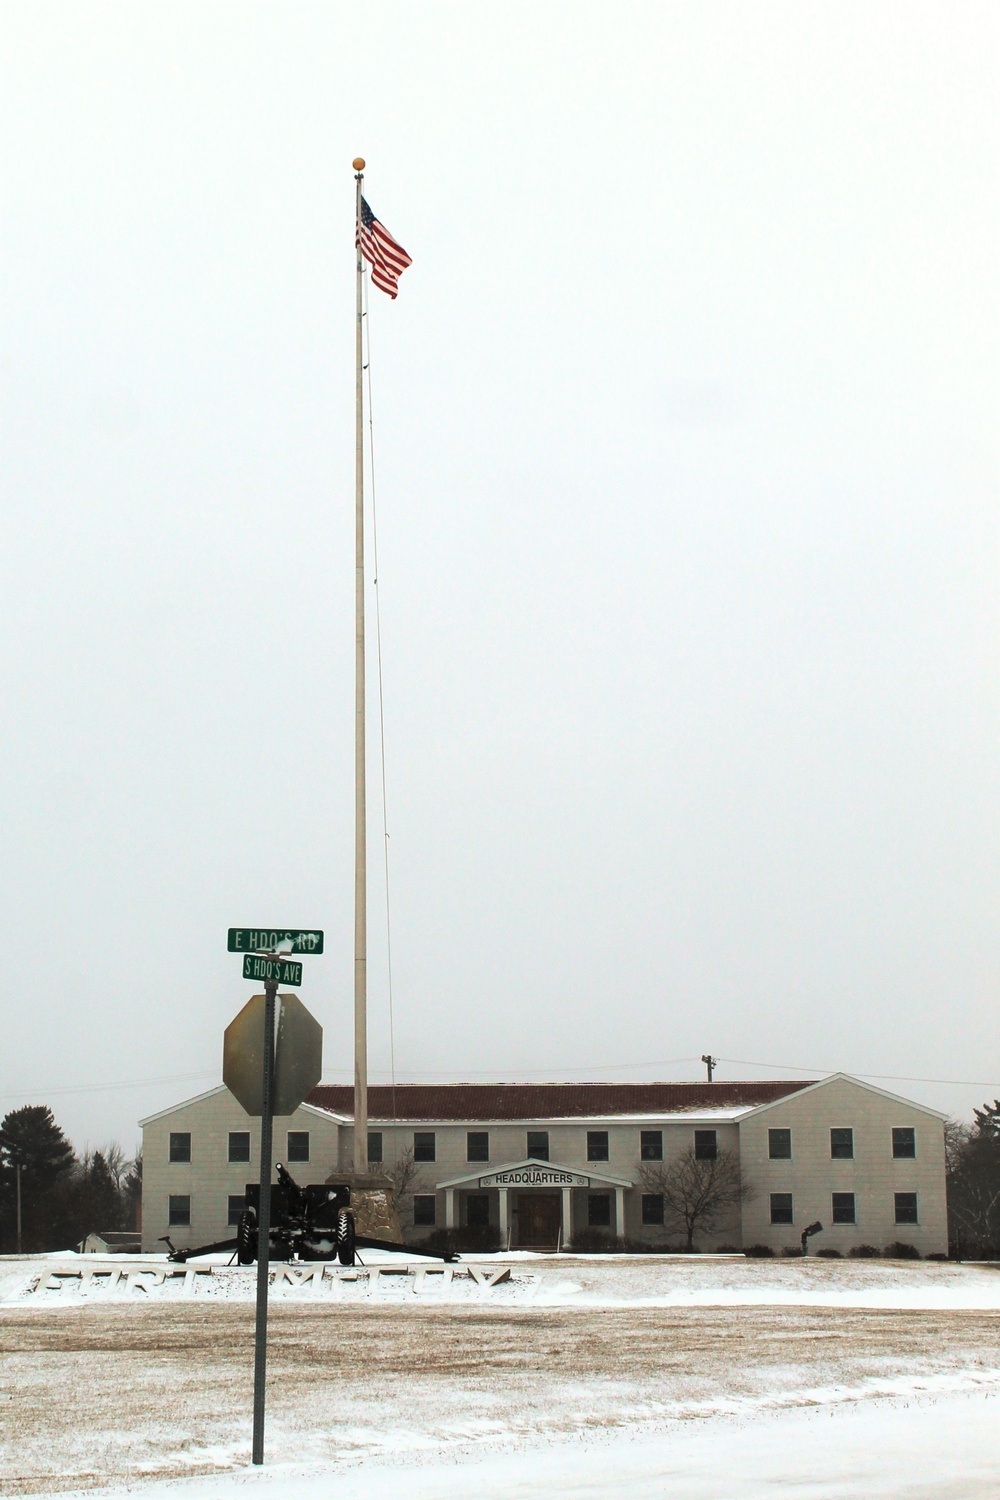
xmin=223 ymin=992 xmax=323 ymax=1116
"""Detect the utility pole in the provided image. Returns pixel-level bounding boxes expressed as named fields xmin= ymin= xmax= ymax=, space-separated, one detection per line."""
xmin=701 ymin=1054 xmax=718 ymax=1083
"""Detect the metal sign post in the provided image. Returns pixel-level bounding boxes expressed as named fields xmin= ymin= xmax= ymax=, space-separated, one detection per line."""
xmin=223 ymin=926 xmax=323 ymax=1468
xmin=251 ymin=974 xmax=277 ymax=1467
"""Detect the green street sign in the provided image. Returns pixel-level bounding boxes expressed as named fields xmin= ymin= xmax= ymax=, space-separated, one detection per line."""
xmin=242 ymin=954 xmax=303 ymax=987
xmin=228 ymin=929 xmax=324 ymax=955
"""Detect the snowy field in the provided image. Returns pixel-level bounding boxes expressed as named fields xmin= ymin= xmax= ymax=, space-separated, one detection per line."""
xmin=2 ymin=1253 xmax=999 ymax=1497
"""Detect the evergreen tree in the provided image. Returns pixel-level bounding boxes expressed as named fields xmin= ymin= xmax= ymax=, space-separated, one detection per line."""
xmin=0 ymin=1105 xmax=77 ymax=1252
xmin=947 ymin=1102 xmax=1000 ymax=1257
xmin=972 ymin=1100 xmax=1000 ymax=1140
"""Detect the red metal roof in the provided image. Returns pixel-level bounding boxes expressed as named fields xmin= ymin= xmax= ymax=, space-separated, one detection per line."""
xmin=307 ymin=1081 xmax=811 ymax=1121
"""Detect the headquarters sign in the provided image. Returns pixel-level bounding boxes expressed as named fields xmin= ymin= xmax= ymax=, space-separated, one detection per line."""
xmin=478 ymin=1166 xmax=590 ymax=1189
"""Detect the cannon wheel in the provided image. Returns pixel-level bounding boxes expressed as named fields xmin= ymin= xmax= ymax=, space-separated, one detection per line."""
xmin=237 ymin=1209 xmax=258 ymax=1265
xmin=337 ymin=1209 xmax=356 ymax=1266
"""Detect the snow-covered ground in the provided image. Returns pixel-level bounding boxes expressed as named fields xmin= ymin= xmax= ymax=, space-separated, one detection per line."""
xmin=20 ymin=1391 xmax=999 ymax=1500
xmin=2 ymin=1254 xmax=999 ymax=1497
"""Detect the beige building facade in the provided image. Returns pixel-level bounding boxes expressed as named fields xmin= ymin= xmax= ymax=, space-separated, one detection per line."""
xmin=140 ymin=1074 xmax=947 ymax=1257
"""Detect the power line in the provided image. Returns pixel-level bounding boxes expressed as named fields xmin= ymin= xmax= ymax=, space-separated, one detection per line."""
xmin=0 ymin=1070 xmax=217 ymax=1101
xmin=717 ymin=1057 xmax=998 ymax=1090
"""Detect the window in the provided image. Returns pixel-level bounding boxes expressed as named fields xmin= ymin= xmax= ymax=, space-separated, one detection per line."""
xmin=768 ymin=1128 xmax=792 ymax=1160
xmin=168 ymin=1195 xmax=191 ymax=1226
xmin=227 ymin=1194 xmax=246 ymax=1225
xmin=892 ymin=1127 xmax=916 ymax=1159
xmin=466 ymin=1194 xmax=490 ymax=1228
xmin=770 ymin=1193 xmax=793 ymax=1225
xmin=413 ymin=1194 xmax=436 ymax=1226
xmin=587 ymin=1130 xmax=609 ymax=1162
xmin=527 ymin=1131 xmax=549 ymax=1162
xmin=832 ymin=1192 xmax=856 ymax=1224
xmin=895 ymin=1192 xmax=918 ymax=1225
xmin=169 ymin=1132 xmax=191 ymax=1164
xmin=228 ymin=1132 xmax=250 ymax=1164
xmin=368 ymin=1131 xmax=383 ymax=1164
xmin=640 ymin=1130 xmax=663 ymax=1161
xmin=830 ymin=1128 xmax=854 ymax=1159
xmin=641 ymin=1194 xmax=664 ymax=1226
xmin=287 ymin=1131 xmax=309 ymax=1163
xmin=414 ymin=1132 xmax=436 ymax=1163
xmin=694 ymin=1130 xmax=717 ymax=1161
xmin=467 ymin=1131 xmax=490 ymax=1163
xmin=588 ymin=1193 xmax=611 ymax=1227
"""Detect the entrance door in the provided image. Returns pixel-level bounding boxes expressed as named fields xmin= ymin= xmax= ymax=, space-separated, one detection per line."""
xmin=516 ymin=1192 xmax=561 ymax=1249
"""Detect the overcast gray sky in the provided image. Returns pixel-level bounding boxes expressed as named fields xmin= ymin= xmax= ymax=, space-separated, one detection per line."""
xmin=1 ymin=2 xmax=997 ymax=1151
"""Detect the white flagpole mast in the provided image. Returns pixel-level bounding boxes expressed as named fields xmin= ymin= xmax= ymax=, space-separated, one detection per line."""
xmin=352 ymin=158 xmax=369 ymax=1174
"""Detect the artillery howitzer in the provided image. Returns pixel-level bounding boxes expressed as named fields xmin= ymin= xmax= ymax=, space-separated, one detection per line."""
xmin=162 ymin=1162 xmax=455 ymax=1265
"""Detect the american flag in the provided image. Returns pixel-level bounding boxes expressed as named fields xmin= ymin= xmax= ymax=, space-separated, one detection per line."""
xmin=357 ymin=196 xmax=412 ymax=299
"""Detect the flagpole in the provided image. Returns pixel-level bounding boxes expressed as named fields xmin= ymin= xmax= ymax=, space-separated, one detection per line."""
xmin=353 ymin=157 xmax=369 ymax=1174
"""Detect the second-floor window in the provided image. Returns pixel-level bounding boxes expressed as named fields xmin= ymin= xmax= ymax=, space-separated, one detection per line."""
xmin=768 ymin=1129 xmax=792 ymax=1160
xmin=169 ymin=1132 xmax=191 ymax=1163
xmin=368 ymin=1131 xmax=383 ymax=1164
xmin=414 ymin=1132 xmax=436 ymax=1162
xmin=229 ymin=1132 xmax=250 ymax=1163
xmin=287 ymin=1132 xmax=309 ymax=1163
xmin=527 ymin=1131 xmax=549 ymax=1161
xmin=694 ymin=1130 xmax=717 ymax=1160
xmin=587 ymin=1130 xmax=609 ymax=1162
xmin=831 ymin=1128 xmax=854 ymax=1159
xmin=640 ymin=1130 xmax=663 ymax=1161
xmin=467 ymin=1131 xmax=489 ymax=1162
xmin=892 ymin=1127 xmax=916 ymax=1159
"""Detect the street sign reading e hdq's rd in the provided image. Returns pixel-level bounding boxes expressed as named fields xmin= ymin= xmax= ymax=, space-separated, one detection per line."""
xmin=228 ymin=929 xmax=324 ymax=955
xmin=243 ymin=954 xmax=303 ymax=986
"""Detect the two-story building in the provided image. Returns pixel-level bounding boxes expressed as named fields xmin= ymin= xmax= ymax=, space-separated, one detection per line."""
xmin=140 ymin=1073 xmax=948 ymax=1256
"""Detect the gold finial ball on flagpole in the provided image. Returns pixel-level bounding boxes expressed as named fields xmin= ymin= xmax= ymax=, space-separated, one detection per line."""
xmin=353 ymin=158 xmax=365 ymax=171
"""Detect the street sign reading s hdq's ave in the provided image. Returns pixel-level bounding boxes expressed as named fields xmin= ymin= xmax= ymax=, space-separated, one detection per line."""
xmin=228 ymin=929 xmax=324 ymax=954
xmin=242 ymin=954 xmax=303 ymax=986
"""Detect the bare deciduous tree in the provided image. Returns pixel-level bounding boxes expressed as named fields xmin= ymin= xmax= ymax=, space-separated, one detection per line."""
xmin=639 ymin=1148 xmax=753 ymax=1251
xmin=382 ymin=1147 xmax=421 ymax=1213
xmin=100 ymin=1142 xmax=129 ymax=1195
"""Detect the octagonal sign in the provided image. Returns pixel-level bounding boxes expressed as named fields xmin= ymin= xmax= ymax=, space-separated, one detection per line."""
xmin=223 ymin=993 xmax=323 ymax=1117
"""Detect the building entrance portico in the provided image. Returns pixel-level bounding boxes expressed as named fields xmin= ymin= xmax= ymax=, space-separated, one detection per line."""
xmin=438 ymin=1158 xmax=632 ymax=1250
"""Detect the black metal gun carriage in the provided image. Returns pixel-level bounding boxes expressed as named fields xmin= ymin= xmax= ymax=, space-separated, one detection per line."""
xmin=161 ymin=1162 xmax=453 ymax=1265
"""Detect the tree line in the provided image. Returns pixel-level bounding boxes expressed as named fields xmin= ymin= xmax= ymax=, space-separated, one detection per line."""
xmin=0 ymin=1105 xmax=141 ymax=1253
